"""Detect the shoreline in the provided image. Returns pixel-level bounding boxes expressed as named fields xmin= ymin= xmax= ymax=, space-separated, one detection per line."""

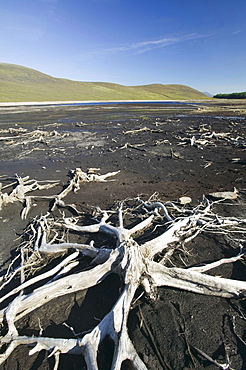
xmin=0 ymin=99 xmax=212 ymax=107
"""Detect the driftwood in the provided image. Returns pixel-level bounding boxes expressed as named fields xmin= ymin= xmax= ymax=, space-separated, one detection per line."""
xmin=0 ymin=169 xmax=245 ymax=369
xmin=0 ymin=128 xmax=68 ymax=146
xmin=208 ymin=188 xmax=239 ymax=200
xmin=83 ymin=124 xmax=246 ymax=152
xmin=175 ymin=125 xmax=246 ymax=150
xmin=0 ymin=168 xmax=120 ymax=219
xmin=110 ymin=120 xmax=245 ymax=163
xmin=0 ymin=126 xmax=105 ymax=160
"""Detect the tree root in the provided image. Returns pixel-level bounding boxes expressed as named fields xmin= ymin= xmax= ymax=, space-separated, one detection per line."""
xmin=0 ymin=169 xmax=245 ymax=369
xmin=0 ymin=168 xmax=120 ymax=218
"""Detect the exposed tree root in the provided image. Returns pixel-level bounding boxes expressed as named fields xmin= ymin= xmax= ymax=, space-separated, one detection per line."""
xmin=0 ymin=169 xmax=245 ymax=369
xmin=0 ymin=168 xmax=120 ymax=218
xmin=175 ymin=124 xmax=246 ymax=149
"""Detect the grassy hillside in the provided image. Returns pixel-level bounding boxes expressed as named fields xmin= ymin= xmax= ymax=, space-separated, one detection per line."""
xmin=0 ymin=63 xmax=208 ymax=102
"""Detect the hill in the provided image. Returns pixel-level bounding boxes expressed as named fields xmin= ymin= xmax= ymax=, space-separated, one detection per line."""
xmin=0 ymin=63 xmax=208 ymax=102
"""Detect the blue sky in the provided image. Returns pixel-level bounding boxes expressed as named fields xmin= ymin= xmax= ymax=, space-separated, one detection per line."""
xmin=1 ymin=0 xmax=246 ymax=94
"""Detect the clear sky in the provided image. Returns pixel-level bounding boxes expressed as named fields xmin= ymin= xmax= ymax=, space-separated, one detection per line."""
xmin=1 ymin=0 xmax=246 ymax=95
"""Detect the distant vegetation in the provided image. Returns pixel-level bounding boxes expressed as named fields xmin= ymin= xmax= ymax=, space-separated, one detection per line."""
xmin=0 ymin=63 xmax=208 ymax=102
xmin=213 ymin=92 xmax=246 ymax=99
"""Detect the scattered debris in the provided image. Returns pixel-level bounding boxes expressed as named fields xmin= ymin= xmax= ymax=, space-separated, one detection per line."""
xmin=0 ymin=168 xmax=120 ymax=218
xmin=204 ymin=161 xmax=213 ymax=168
xmin=179 ymin=196 xmax=192 ymax=205
xmin=207 ymin=188 xmax=238 ymax=200
xmin=231 ymin=158 xmax=246 ymax=165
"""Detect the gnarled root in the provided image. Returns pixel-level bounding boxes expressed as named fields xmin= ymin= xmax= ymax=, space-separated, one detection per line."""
xmin=0 ymin=170 xmax=245 ymax=369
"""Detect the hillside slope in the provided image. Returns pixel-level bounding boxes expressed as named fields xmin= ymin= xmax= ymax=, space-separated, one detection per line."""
xmin=0 ymin=63 xmax=208 ymax=102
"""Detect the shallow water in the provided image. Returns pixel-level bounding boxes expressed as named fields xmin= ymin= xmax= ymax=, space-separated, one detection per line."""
xmin=52 ymin=100 xmax=205 ymax=107
xmin=177 ymin=114 xmax=245 ymax=120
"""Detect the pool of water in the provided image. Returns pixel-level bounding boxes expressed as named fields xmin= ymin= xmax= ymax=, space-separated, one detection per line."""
xmin=177 ymin=114 xmax=245 ymax=120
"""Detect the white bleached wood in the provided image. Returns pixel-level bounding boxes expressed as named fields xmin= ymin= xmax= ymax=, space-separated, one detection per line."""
xmin=0 ymin=168 xmax=120 ymax=218
xmin=0 ymin=169 xmax=245 ymax=369
xmin=148 ymin=260 xmax=246 ymax=298
xmin=0 ymin=249 xmax=119 ymax=325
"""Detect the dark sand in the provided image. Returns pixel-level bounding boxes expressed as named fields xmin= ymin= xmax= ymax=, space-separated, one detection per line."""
xmin=0 ymin=100 xmax=245 ymax=369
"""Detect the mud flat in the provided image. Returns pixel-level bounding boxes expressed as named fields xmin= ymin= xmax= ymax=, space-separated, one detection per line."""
xmin=0 ymin=100 xmax=245 ymax=369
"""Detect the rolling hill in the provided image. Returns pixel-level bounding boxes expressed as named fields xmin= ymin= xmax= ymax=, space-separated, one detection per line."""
xmin=0 ymin=63 xmax=208 ymax=102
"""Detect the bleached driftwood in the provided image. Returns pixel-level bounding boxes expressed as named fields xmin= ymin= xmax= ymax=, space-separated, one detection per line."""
xmin=176 ymin=127 xmax=246 ymax=149
xmin=123 ymin=127 xmax=163 ymax=135
xmin=0 ymin=128 xmax=68 ymax=146
xmin=0 ymin=171 xmax=245 ymax=369
xmin=208 ymin=188 xmax=238 ymax=200
xmin=0 ymin=168 xmax=120 ymax=218
xmin=0 ymin=175 xmax=59 ymax=211
xmin=123 ymin=127 xmax=151 ymax=134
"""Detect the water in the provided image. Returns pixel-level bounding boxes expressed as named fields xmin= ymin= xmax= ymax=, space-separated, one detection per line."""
xmin=48 ymin=100 xmax=204 ymax=107
xmin=177 ymin=114 xmax=245 ymax=120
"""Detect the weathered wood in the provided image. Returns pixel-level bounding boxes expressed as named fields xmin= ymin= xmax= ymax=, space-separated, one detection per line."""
xmin=0 ymin=168 xmax=245 ymax=369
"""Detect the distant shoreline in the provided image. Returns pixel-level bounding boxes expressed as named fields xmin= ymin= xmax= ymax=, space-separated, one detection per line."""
xmin=0 ymin=99 xmax=212 ymax=107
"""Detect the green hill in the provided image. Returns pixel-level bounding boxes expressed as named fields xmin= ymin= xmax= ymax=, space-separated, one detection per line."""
xmin=0 ymin=63 xmax=208 ymax=102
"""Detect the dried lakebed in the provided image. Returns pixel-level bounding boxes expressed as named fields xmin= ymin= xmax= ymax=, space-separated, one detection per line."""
xmin=0 ymin=101 xmax=245 ymax=370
